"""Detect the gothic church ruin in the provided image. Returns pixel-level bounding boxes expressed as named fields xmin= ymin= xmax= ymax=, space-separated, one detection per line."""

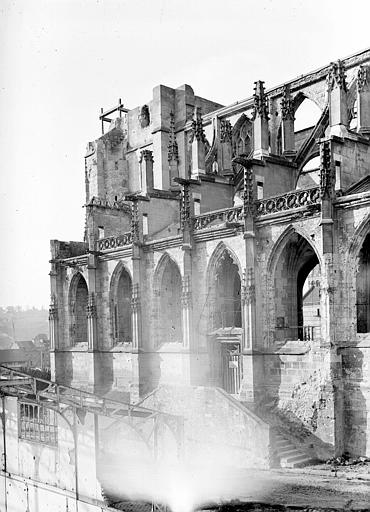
xmin=2 ymin=47 xmax=370 ymax=512
xmin=49 ymin=48 xmax=370 ymax=460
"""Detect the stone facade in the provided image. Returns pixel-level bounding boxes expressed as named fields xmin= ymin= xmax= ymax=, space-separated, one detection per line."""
xmin=50 ymin=48 xmax=370 ymax=459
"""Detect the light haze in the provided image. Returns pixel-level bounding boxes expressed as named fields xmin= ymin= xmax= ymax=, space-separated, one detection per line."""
xmin=0 ymin=0 xmax=369 ymax=307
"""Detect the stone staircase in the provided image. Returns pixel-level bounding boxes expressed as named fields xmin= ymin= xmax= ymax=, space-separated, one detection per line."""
xmin=241 ymin=401 xmax=316 ymax=469
xmin=273 ymin=431 xmax=316 ymax=468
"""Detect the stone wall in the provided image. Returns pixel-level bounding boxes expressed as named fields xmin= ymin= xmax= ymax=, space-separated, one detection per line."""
xmin=140 ymin=385 xmax=271 ymax=469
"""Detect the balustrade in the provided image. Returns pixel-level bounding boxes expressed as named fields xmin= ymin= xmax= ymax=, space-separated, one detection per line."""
xmin=193 ymin=206 xmax=243 ymax=230
xmin=192 ymin=188 xmax=320 ymax=231
xmin=97 ymin=232 xmax=132 ymax=251
xmin=255 ymin=187 xmax=320 ymax=216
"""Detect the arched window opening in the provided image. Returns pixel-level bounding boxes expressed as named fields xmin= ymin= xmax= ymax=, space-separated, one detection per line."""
xmin=210 ymin=251 xmax=241 ymax=330
xmin=232 ymin=117 xmax=252 ymax=158
xmin=294 ymin=98 xmax=322 ymax=133
xmin=296 ymin=155 xmax=320 ymax=190
xmin=301 ymin=264 xmax=321 ymax=341
xmin=71 ymin=274 xmax=88 ymax=344
xmin=159 ymin=259 xmax=182 ymax=345
xmin=356 ymin=233 xmax=370 ymax=333
xmin=274 ymin=233 xmax=320 ymax=342
xmin=113 ymin=268 xmax=132 ymax=344
xmin=349 ymin=99 xmax=358 ymax=131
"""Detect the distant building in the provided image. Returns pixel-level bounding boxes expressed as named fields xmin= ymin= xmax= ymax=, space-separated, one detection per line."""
xmin=0 ymin=337 xmax=50 ymax=370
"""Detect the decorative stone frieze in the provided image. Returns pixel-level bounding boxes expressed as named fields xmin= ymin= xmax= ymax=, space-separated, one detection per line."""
xmin=97 ymin=232 xmax=132 ymax=251
xmin=189 ymin=107 xmax=206 ymax=143
xmin=357 ymin=65 xmax=369 ymax=92
xmin=281 ymin=85 xmax=295 ymax=121
xmin=139 ymin=149 xmax=154 ymax=163
xmin=327 ymin=60 xmax=347 ymax=92
xmin=319 ymin=141 xmax=334 ymax=200
xmin=253 ymin=80 xmax=269 ymax=120
xmin=131 ymin=284 xmax=140 ymax=313
xmin=220 ymin=119 xmax=232 ymax=143
xmin=242 ymin=268 xmax=256 ymax=305
xmin=168 ymin=112 xmax=179 ymax=162
xmin=49 ymin=294 xmax=58 ymax=321
xmin=181 ymin=276 xmax=192 ymax=308
xmin=86 ymin=293 xmax=97 ymax=319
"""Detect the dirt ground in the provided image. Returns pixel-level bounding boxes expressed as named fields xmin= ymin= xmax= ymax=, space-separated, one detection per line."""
xmin=214 ymin=467 xmax=370 ymax=510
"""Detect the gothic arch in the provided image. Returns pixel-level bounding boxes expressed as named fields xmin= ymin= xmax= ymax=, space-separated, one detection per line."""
xmin=267 ymin=226 xmax=322 ymax=342
xmin=345 ymin=215 xmax=370 ymax=334
xmin=68 ymin=272 xmax=89 ymax=345
xmin=153 ymin=252 xmax=183 ymax=291
xmin=292 ymin=91 xmax=324 ymax=112
xmin=232 ymin=114 xmax=253 ymax=158
xmin=206 ymin=242 xmax=243 ymax=331
xmin=109 ymin=261 xmax=132 ymax=344
xmin=206 ymin=241 xmax=242 ymax=290
xmin=153 ymin=252 xmax=183 ymax=346
xmin=347 ymin=214 xmax=370 ymax=262
xmin=267 ymin=225 xmax=322 ymax=277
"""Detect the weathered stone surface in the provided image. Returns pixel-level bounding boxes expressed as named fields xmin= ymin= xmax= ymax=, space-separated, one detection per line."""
xmin=50 ymin=48 xmax=370 ymax=462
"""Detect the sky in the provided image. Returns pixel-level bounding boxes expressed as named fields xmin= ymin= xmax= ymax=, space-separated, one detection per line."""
xmin=0 ymin=0 xmax=369 ymax=308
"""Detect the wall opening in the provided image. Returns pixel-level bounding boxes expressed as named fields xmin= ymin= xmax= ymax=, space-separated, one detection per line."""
xmin=294 ymin=98 xmax=322 ymax=132
xmin=70 ymin=273 xmax=88 ymax=344
xmin=159 ymin=258 xmax=182 ymax=344
xmin=113 ymin=268 xmax=132 ymax=343
xmin=357 ymin=233 xmax=370 ymax=333
xmin=274 ymin=233 xmax=320 ymax=342
xmin=296 ymin=155 xmax=320 ymax=190
xmin=209 ymin=250 xmax=241 ymax=330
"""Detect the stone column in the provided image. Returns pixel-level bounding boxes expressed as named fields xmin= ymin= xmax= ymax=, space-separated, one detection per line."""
xmin=220 ymin=119 xmax=233 ymax=175
xmin=49 ymin=294 xmax=59 ymax=351
xmin=252 ymin=81 xmax=269 ymax=159
xmin=319 ymin=139 xmax=335 ymax=255
xmin=318 ymin=139 xmax=343 ymax=455
xmin=181 ymin=276 xmax=192 ymax=349
xmin=131 ymin=283 xmax=140 ymax=350
xmin=128 ymin=196 xmax=142 ymax=351
xmin=281 ymin=84 xmax=296 ymax=158
xmin=233 ymin=157 xmax=260 ymax=402
xmin=190 ymin=107 xmax=206 ymax=177
xmin=327 ymin=60 xmax=348 ymax=137
xmin=178 ymin=178 xmax=196 ymax=350
xmin=87 ymin=253 xmax=98 ymax=351
xmin=86 ymin=292 xmax=97 ymax=351
xmin=139 ymin=150 xmax=154 ymax=194
xmin=357 ymin=65 xmax=370 ymax=135
xmin=241 ymin=163 xmax=257 ymax=352
xmin=168 ymin=112 xmax=179 ymax=187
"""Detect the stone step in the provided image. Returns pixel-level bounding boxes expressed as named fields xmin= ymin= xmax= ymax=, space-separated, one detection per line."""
xmin=277 ymin=448 xmax=300 ymax=458
xmin=281 ymin=453 xmax=314 ymax=468
xmin=275 ymin=440 xmax=293 ymax=449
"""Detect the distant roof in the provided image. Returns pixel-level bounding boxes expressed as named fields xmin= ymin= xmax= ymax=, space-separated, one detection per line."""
xmin=0 ymin=349 xmax=28 ymax=363
xmin=16 ymin=340 xmax=37 ymax=350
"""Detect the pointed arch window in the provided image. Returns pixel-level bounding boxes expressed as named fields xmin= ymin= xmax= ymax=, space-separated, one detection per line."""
xmin=69 ymin=273 xmax=88 ymax=344
xmin=112 ymin=267 xmax=132 ymax=344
